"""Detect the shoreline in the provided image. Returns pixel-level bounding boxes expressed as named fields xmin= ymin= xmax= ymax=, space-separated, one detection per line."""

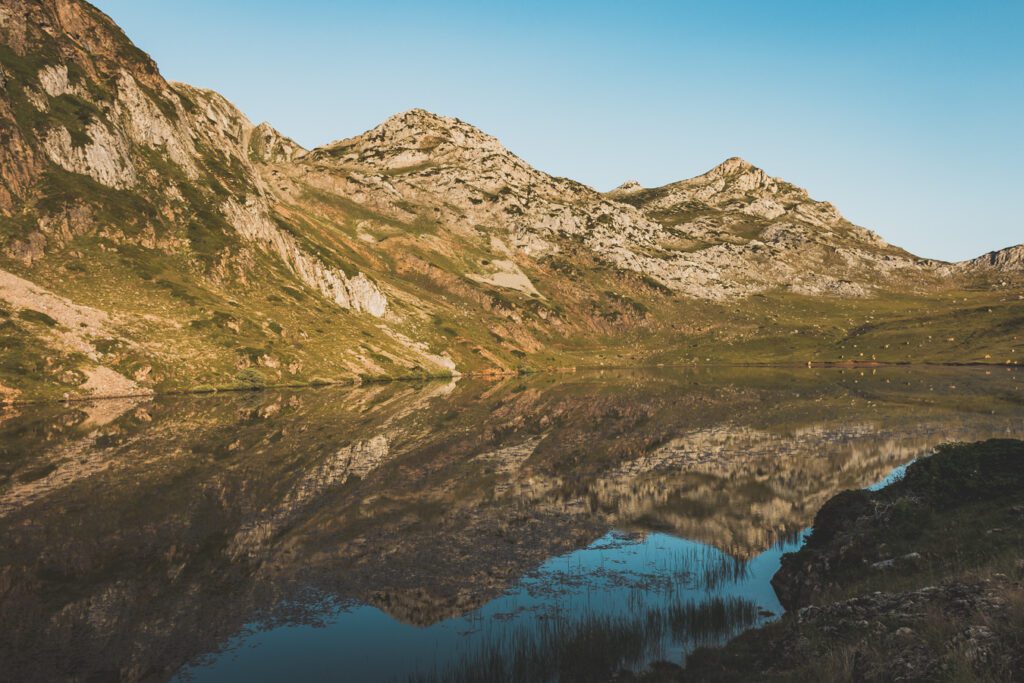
xmin=2 ymin=360 xmax=1020 ymax=407
xmin=660 ymin=439 xmax=1024 ymax=681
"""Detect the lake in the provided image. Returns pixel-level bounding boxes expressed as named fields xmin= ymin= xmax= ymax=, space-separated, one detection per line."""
xmin=1 ymin=366 xmax=1021 ymax=682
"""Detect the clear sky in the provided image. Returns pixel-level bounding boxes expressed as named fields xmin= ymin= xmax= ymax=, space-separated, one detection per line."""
xmin=90 ymin=0 xmax=1022 ymax=262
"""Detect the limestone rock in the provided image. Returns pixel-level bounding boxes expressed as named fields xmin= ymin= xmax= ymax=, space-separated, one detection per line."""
xmin=956 ymin=244 xmax=1024 ymax=272
xmin=249 ymin=122 xmax=306 ymax=164
xmin=221 ymin=197 xmax=388 ymax=317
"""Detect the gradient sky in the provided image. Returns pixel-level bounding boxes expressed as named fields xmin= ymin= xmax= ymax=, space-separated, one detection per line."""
xmin=90 ymin=0 xmax=1022 ymax=262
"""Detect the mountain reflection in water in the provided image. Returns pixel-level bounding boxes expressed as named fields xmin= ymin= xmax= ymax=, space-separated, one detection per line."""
xmin=0 ymin=367 xmax=1021 ymax=682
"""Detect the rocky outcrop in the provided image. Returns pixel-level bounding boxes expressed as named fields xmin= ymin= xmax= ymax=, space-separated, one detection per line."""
xmin=684 ymin=579 xmax=1024 ymax=682
xmin=1 ymin=0 xmax=389 ymax=321
xmin=0 ymin=117 xmax=42 ymax=214
xmin=606 ymin=157 xmax=923 ymax=298
xmin=681 ymin=439 xmax=1024 ymax=682
xmin=114 ymin=72 xmax=200 ymax=176
xmin=249 ymin=122 xmax=306 ymax=164
xmin=638 ymin=156 xmax=847 ymax=228
xmin=773 ymin=439 xmax=1024 ymax=610
xmin=221 ymin=197 xmax=388 ymax=316
xmin=956 ymin=244 xmax=1024 ymax=272
xmin=41 ymin=121 xmax=137 ymax=188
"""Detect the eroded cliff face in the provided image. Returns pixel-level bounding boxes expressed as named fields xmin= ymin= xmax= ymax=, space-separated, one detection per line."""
xmin=220 ymin=195 xmax=387 ymax=316
xmin=0 ymin=0 xmax=416 ymax=399
xmin=956 ymin=244 xmax=1024 ymax=273
xmin=0 ymin=0 xmax=388 ymax=318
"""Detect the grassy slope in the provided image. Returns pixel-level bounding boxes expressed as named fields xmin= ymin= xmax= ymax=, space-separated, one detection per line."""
xmin=3 ymin=229 xmax=1022 ymax=401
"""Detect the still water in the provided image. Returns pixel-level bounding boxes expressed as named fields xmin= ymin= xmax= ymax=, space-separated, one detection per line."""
xmin=1 ymin=367 xmax=1021 ymax=682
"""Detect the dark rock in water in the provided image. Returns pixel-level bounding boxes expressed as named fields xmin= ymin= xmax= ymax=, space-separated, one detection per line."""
xmin=770 ymin=487 xmax=874 ymax=610
xmin=675 ymin=439 xmax=1024 ymax=682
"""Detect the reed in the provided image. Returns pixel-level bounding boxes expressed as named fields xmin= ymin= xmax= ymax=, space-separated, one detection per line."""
xmin=410 ymin=595 xmax=762 ymax=683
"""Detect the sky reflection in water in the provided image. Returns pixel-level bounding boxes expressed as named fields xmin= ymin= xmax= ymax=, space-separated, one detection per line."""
xmin=179 ymin=530 xmax=806 ymax=683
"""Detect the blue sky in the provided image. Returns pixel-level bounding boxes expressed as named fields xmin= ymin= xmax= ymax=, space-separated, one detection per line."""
xmin=91 ymin=1 xmax=1022 ymax=261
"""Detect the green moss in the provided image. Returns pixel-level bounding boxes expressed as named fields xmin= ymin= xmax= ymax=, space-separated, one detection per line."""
xmin=154 ymin=278 xmax=200 ymax=305
xmin=0 ymin=44 xmax=51 ymax=87
xmin=137 ymin=81 xmax=179 ymax=122
xmin=237 ymin=347 xmax=269 ymax=363
xmin=17 ymin=310 xmax=58 ymax=327
xmin=0 ymin=318 xmax=89 ymax=399
xmin=187 ymin=217 xmax=235 ymax=265
xmin=194 ymin=141 xmax=251 ymax=195
xmin=234 ymin=368 xmax=268 ymax=390
xmin=0 ymin=212 xmax=39 ymax=244
xmin=641 ymin=275 xmax=674 ymax=295
xmin=93 ymin=337 xmax=124 ymax=355
xmin=368 ymin=351 xmax=394 ymax=367
xmin=45 ymin=94 xmax=105 ymax=148
xmin=37 ymin=168 xmax=160 ymax=236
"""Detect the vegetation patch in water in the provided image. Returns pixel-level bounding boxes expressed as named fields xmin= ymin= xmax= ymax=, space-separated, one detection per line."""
xmin=412 ymin=596 xmax=762 ymax=683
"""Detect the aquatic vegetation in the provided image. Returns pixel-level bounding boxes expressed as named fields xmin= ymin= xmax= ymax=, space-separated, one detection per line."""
xmin=411 ymin=596 xmax=762 ymax=683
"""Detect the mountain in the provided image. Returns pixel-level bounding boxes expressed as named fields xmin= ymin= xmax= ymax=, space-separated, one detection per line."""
xmin=0 ymin=0 xmax=1021 ymax=401
xmin=955 ymin=244 xmax=1024 ymax=273
xmin=607 ymin=156 xmax=924 ymax=298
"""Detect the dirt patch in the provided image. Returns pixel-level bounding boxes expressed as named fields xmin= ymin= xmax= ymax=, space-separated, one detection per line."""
xmin=79 ymin=366 xmax=149 ymax=399
xmin=0 ymin=269 xmax=110 ymax=334
xmin=0 ymin=382 xmax=21 ymax=404
xmin=468 ymin=259 xmax=542 ymax=297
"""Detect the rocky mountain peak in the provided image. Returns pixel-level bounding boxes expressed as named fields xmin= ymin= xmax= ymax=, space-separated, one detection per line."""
xmin=687 ymin=156 xmax=775 ymax=194
xmin=249 ymin=122 xmax=306 ymax=164
xmin=706 ymin=156 xmax=757 ymax=177
xmin=316 ymin=108 xmax=515 ymax=172
xmin=610 ymin=180 xmax=644 ymax=194
xmin=382 ymin=107 xmax=458 ymax=130
xmin=1 ymin=0 xmax=163 ymax=89
xmin=959 ymin=244 xmax=1024 ymax=272
xmin=638 ymin=157 xmax=847 ymax=227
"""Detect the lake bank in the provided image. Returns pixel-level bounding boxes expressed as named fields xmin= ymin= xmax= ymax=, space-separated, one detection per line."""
xmin=635 ymin=439 xmax=1024 ymax=681
xmin=3 ymin=359 xmax=1021 ymax=406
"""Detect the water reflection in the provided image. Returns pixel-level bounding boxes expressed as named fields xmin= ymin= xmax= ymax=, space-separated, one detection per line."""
xmin=185 ymin=531 xmax=794 ymax=683
xmin=0 ymin=367 xmax=1021 ymax=682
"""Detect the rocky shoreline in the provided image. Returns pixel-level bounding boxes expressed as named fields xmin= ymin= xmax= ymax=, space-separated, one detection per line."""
xmin=631 ymin=439 xmax=1024 ymax=681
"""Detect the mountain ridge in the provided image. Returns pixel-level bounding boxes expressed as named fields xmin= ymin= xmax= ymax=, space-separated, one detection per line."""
xmin=0 ymin=0 xmax=1021 ymax=402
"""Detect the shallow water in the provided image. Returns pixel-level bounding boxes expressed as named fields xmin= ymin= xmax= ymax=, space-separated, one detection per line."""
xmin=0 ymin=366 xmax=1021 ymax=682
xmin=180 ymin=531 xmax=803 ymax=683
